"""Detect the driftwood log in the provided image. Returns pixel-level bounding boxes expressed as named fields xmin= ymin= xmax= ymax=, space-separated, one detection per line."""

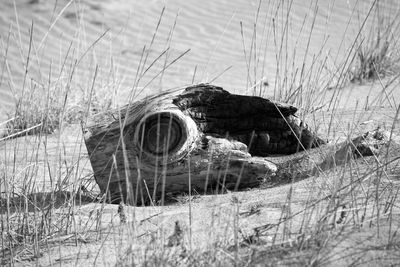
xmin=83 ymin=84 xmax=397 ymax=204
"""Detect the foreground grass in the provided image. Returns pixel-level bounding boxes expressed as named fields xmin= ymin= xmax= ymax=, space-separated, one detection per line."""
xmin=1 ymin=0 xmax=400 ymax=266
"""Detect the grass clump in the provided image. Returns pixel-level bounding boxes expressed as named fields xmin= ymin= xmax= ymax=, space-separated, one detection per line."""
xmin=349 ymin=6 xmax=400 ymax=83
xmin=4 ymin=89 xmax=63 ymax=138
xmin=3 ymin=86 xmax=113 ymax=140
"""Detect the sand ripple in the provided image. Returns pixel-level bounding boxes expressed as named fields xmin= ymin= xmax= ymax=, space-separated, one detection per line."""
xmin=0 ymin=0 xmax=399 ymax=119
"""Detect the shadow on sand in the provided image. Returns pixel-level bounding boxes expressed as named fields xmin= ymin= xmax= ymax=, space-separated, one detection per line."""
xmin=0 ymin=190 xmax=100 ymax=214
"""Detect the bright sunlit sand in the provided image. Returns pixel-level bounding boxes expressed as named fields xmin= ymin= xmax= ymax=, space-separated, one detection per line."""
xmin=1 ymin=0 xmax=400 ymax=266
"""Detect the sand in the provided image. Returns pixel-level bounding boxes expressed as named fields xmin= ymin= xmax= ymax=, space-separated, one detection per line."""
xmin=1 ymin=0 xmax=399 ymax=114
xmin=1 ymin=0 xmax=400 ymax=266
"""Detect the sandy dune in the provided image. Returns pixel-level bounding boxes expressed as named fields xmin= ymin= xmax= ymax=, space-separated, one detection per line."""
xmin=1 ymin=0 xmax=399 ymax=119
xmin=1 ymin=1 xmax=400 ymax=265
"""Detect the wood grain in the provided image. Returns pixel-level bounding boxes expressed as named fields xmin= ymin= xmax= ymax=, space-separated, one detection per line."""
xmin=84 ymin=84 xmax=325 ymax=204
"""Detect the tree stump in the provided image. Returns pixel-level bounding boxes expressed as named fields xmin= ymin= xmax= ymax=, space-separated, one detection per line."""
xmin=83 ymin=84 xmax=326 ymax=204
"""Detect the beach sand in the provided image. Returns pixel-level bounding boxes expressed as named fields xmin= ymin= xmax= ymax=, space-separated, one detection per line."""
xmin=1 ymin=0 xmax=400 ymax=266
xmin=1 ymin=0 xmax=399 ymax=113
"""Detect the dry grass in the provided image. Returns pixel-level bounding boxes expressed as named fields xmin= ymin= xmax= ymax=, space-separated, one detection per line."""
xmin=348 ymin=2 xmax=400 ymax=84
xmin=1 ymin=0 xmax=400 ymax=266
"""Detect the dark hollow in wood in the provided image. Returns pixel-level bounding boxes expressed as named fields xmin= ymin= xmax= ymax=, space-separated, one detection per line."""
xmin=138 ymin=113 xmax=183 ymax=155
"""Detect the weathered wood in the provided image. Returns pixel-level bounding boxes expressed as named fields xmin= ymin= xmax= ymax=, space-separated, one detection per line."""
xmin=83 ymin=84 xmax=395 ymax=205
xmin=173 ymin=84 xmax=325 ymax=155
xmin=260 ymin=128 xmax=400 ymax=186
